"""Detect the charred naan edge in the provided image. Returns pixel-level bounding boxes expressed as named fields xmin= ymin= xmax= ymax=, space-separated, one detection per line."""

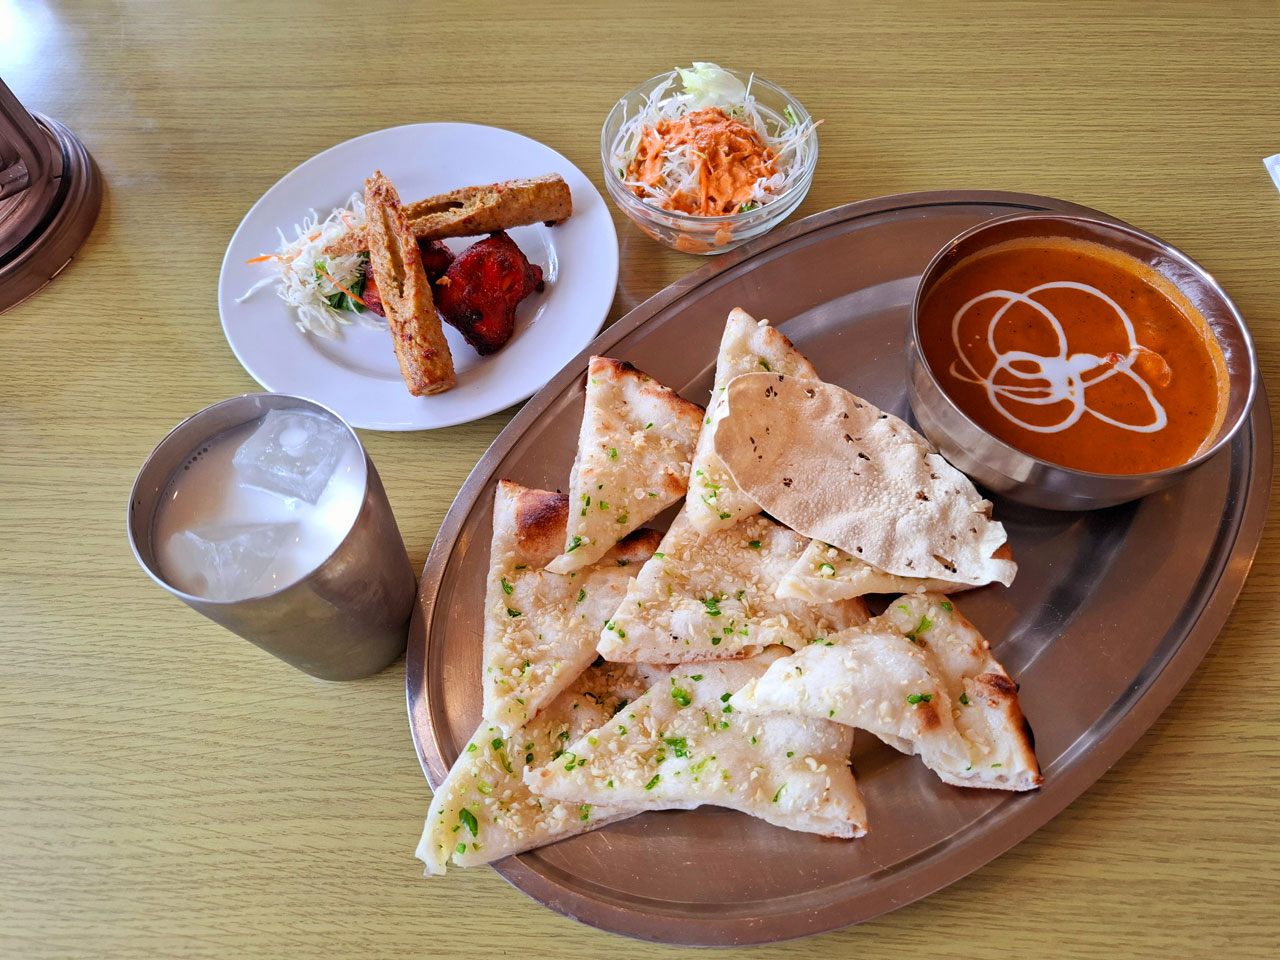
xmin=731 ymin=593 xmax=1041 ymax=791
xmin=777 ymin=539 xmax=1015 ymax=602
xmin=687 ymin=309 xmax=819 ymax=535
xmin=416 ymin=661 xmax=650 ymax=876
xmin=599 ymin=506 xmax=870 ymax=663
xmin=483 ymin=480 xmax=663 ymax=734
xmin=712 ymin=373 xmax=1016 ymax=588
xmin=546 ymin=357 xmax=704 ymax=573
xmin=524 ymin=650 xmax=868 ymax=839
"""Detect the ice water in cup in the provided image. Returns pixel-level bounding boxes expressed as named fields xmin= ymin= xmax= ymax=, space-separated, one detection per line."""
xmin=152 ymin=408 xmax=366 ymax=601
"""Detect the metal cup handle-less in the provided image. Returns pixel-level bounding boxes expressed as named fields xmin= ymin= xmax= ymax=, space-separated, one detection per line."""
xmin=128 ymin=394 xmax=418 ymax=681
xmin=0 ymin=75 xmax=102 ymax=313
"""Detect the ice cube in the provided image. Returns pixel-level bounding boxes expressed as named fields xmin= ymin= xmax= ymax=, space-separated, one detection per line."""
xmin=166 ymin=523 xmax=298 ymax=601
xmin=233 ymin=409 xmax=350 ymax=503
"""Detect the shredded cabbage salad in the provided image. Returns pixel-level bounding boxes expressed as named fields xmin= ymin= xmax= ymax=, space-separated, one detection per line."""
xmin=237 ymin=194 xmax=381 ymax=338
xmin=610 ymin=62 xmax=819 ymax=215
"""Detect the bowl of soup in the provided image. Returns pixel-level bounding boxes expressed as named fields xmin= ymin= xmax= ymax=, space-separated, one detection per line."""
xmin=905 ymin=212 xmax=1257 ymax=510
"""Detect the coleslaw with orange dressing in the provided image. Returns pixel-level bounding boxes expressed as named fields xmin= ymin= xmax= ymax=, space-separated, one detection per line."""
xmin=610 ymin=63 xmax=820 ymax=218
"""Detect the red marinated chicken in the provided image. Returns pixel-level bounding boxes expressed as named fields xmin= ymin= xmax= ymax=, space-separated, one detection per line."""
xmin=362 ymin=239 xmax=455 ymax=318
xmin=434 ymin=231 xmax=544 ymax=355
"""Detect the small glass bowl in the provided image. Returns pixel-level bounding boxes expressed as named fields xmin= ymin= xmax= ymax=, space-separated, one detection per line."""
xmin=600 ymin=67 xmax=818 ymax=256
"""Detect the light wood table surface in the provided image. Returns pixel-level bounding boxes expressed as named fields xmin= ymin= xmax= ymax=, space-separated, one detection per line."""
xmin=3 ymin=1 xmax=1277 ymax=957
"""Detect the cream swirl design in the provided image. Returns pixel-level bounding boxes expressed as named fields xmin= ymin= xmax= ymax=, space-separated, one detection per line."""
xmin=949 ymin=281 xmax=1168 ymax=435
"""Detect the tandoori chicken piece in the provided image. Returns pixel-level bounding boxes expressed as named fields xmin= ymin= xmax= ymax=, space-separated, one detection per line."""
xmin=434 ymin=231 xmax=544 ymax=356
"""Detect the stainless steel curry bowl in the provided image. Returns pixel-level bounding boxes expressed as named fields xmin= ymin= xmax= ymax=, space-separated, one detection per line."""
xmin=905 ymin=213 xmax=1258 ymax=511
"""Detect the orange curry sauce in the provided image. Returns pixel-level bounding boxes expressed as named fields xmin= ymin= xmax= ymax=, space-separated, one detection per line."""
xmin=626 ymin=107 xmax=776 ymax=216
xmin=917 ymin=238 xmax=1228 ymax=475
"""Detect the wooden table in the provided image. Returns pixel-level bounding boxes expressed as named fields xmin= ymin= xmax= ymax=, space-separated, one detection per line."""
xmin=3 ymin=2 xmax=1277 ymax=956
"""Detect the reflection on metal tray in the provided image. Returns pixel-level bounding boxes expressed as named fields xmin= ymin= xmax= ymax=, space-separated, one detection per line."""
xmin=406 ymin=190 xmax=1272 ymax=947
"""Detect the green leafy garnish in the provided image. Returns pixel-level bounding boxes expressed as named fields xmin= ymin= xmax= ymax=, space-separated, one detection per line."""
xmin=772 ymin=784 xmax=785 ymax=802
xmin=458 ymin=808 xmax=479 ymax=836
xmin=747 ymin=540 xmax=762 ymax=549
xmin=663 ymin=736 xmax=691 ymax=758
xmin=506 ymin=608 xmax=521 ymax=618
xmin=671 ymin=686 xmax=692 ymax=707
xmin=906 ymin=693 xmax=934 ymax=705
xmin=566 ymin=536 xmax=583 ymax=553
xmin=959 ymin=693 xmax=971 ymax=706
xmin=500 ymin=578 xmax=513 ymax=595
xmin=645 ymin=774 xmax=661 ymax=790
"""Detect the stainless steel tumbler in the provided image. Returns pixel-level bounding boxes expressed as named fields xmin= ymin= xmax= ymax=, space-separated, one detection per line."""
xmin=127 ymin=394 xmax=416 ymax=681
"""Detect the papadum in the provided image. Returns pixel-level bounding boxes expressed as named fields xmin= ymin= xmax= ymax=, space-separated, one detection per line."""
xmin=711 ymin=374 xmax=1016 ymax=588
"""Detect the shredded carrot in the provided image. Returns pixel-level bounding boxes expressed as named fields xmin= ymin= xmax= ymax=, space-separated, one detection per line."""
xmin=244 ymin=253 xmax=280 ymax=264
xmin=315 ymin=265 xmax=366 ymax=306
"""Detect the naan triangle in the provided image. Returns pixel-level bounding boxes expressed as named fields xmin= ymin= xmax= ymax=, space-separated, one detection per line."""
xmin=712 ymin=374 xmax=1016 ymax=588
xmin=598 ymin=507 xmax=870 ymax=663
xmin=687 ymin=309 xmax=818 ymax=534
xmin=546 ymin=357 xmax=704 ymax=574
xmin=416 ymin=661 xmax=651 ymax=875
xmin=483 ymin=480 xmax=662 ymax=734
xmin=523 ymin=650 xmax=868 ymax=838
xmin=731 ymin=594 xmax=1041 ymax=791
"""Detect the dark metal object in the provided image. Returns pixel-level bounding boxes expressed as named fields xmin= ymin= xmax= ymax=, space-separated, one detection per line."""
xmin=906 ymin=212 xmax=1258 ymax=509
xmin=406 ymin=191 xmax=1271 ymax=945
xmin=0 ymin=77 xmax=102 ymax=313
xmin=128 ymin=394 xmax=416 ymax=682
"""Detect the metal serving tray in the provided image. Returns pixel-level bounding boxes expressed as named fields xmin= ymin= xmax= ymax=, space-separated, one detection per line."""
xmin=406 ymin=191 xmax=1271 ymax=946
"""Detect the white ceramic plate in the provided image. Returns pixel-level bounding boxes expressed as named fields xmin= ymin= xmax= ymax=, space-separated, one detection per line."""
xmin=217 ymin=123 xmax=618 ymax=430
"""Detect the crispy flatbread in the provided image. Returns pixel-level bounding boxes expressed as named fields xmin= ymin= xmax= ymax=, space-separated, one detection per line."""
xmin=712 ymin=374 xmax=1016 ymax=588
xmin=731 ymin=594 xmax=1041 ymax=791
xmin=598 ymin=507 xmax=870 ymax=663
xmin=483 ymin=480 xmax=662 ymax=734
xmin=545 ymin=357 xmax=704 ymax=574
xmin=776 ymin=539 xmax=1011 ymax=602
xmin=686 ymin=309 xmax=818 ymax=534
xmin=416 ymin=662 xmax=650 ymax=875
xmin=524 ymin=650 xmax=868 ymax=838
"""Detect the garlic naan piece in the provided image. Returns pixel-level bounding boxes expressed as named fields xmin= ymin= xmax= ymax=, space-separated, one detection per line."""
xmin=547 ymin=357 xmax=704 ymax=574
xmin=687 ymin=309 xmax=818 ymax=534
xmin=731 ymin=594 xmax=1041 ymax=791
xmin=417 ymin=661 xmax=651 ymax=876
xmin=712 ymin=374 xmax=1016 ymax=588
xmin=598 ymin=507 xmax=870 ymax=663
xmin=777 ymin=539 xmax=1003 ymax=602
xmin=524 ymin=650 xmax=868 ymax=839
xmin=483 ymin=480 xmax=661 ymax=734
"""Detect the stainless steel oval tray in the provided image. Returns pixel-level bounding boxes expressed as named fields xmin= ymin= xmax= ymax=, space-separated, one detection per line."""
xmin=406 ymin=190 xmax=1272 ymax=946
